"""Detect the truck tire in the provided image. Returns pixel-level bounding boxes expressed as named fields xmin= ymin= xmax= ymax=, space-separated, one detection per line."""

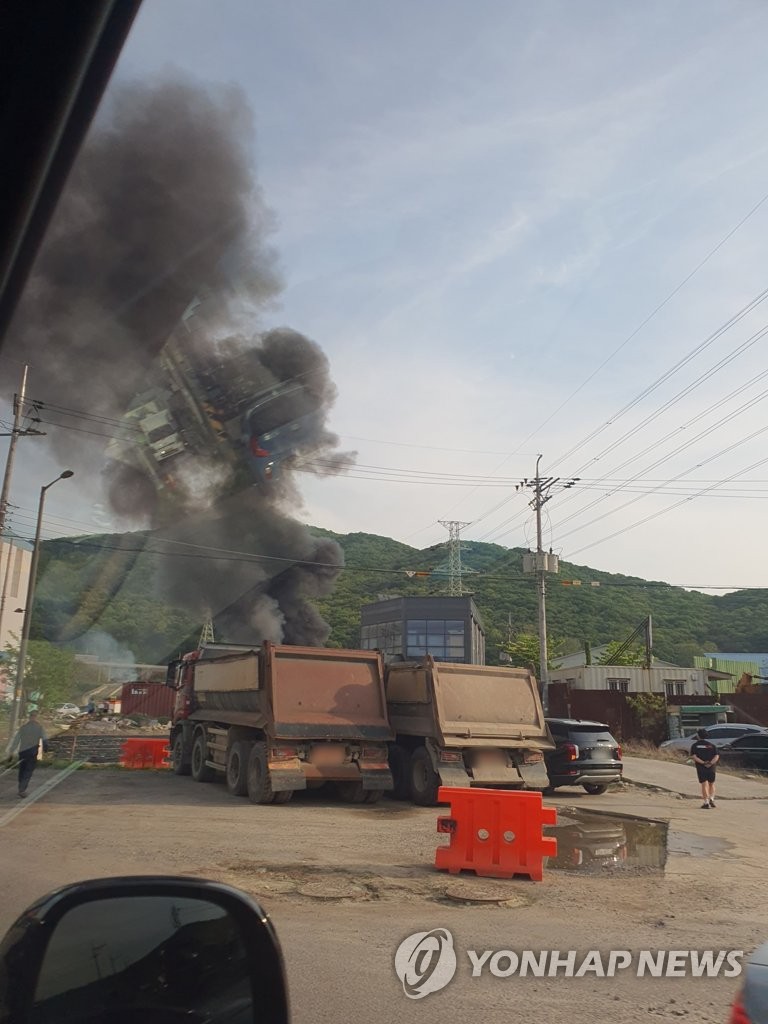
xmin=171 ymin=733 xmax=190 ymax=776
xmin=410 ymin=746 xmax=440 ymax=806
xmin=363 ymin=789 xmax=383 ymax=804
xmin=336 ymin=781 xmax=368 ymax=803
xmin=191 ymin=733 xmax=214 ymax=783
xmin=226 ymin=741 xmax=251 ymax=797
xmin=388 ymin=744 xmax=411 ymax=801
xmin=272 ymin=790 xmax=293 ymax=804
xmin=247 ymin=742 xmax=278 ymax=804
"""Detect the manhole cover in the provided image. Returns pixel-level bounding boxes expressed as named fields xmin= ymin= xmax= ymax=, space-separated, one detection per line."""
xmin=444 ymin=880 xmax=526 ymax=904
xmin=297 ymin=880 xmax=366 ymax=899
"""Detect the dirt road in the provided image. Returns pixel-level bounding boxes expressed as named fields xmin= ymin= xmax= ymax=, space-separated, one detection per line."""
xmin=1 ymin=766 xmax=766 ymax=1023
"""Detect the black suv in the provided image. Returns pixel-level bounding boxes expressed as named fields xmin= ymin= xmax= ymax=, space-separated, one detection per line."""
xmin=545 ymin=718 xmax=623 ymax=794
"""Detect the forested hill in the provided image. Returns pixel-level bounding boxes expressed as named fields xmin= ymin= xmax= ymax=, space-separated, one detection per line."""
xmin=310 ymin=530 xmax=768 ymax=664
xmin=34 ymin=528 xmax=768 ymax=666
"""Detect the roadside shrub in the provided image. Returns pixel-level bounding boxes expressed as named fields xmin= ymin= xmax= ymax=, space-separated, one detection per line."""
xmin=626 ymin=693 xmax=667 ymax=745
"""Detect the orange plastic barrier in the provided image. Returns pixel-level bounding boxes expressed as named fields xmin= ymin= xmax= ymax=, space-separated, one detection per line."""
xmin=435 ymin=786 xmax=557 ymax=881
xmin=120 ymin=738 xmax=170 ymax=769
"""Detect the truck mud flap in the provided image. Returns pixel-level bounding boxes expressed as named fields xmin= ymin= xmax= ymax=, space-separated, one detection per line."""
xmin=360 ymin=770 xmax=393 ymax=791
xmin=269 ymin=769 xmax=306 ymax=792
xmin=517 ymin=759 xmax=549 ymax=789
xmin=435 ymin=766 xmax=472 ymax=788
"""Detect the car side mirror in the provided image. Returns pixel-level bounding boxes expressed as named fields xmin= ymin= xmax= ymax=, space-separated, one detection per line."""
xmin=0 ymin=877 xmax=289 ymax=1024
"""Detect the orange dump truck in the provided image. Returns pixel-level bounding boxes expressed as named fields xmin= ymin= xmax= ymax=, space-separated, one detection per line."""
xmin=167 ymin=642 xmax=393 ymax=804
xmin=385 ymin=657 xmax=554 ymax=804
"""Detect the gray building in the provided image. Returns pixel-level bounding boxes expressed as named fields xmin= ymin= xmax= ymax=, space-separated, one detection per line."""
xmin=360 ymin=595 xmax=485 ymax=664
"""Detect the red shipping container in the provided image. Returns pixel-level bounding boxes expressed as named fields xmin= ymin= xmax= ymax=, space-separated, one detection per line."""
xmin=119 ymin=681 xmax=176 ymax=719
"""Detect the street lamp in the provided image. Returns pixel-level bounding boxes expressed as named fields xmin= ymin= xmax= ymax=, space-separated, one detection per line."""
xmin=7 ymin=470 xmax=74 ymax=742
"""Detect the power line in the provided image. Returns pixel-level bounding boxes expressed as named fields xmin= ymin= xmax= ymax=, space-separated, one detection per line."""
xmin=565 ymin=452 xmax=768 ymax=558
xmin=551 ymin=287 xmax=768 ymax=472
xmin=521 ymin=191 xmax=768 ymax=459
xmin=478 ymin=332 xmax=768 ymax=543
xmin=555 ymin=420 xmax=768 ymax=545
xmin=28 ymin=400 xmax=142 ymax=432
xmin=550 ymin=382 xmax=768 ymax=536
xmin=33 ymin=418 xmax=136 ymax=442
xmin=459 ymin=190 xmax=768 ymax=530
xmin=568 ymin=318 xmax=768 ymax=477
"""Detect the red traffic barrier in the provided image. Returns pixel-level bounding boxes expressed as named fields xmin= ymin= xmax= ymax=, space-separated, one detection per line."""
xmin=435 ymin=786 xmax=557 ymax=881
xmin=120 ymin=738 xmax=170 ymax=769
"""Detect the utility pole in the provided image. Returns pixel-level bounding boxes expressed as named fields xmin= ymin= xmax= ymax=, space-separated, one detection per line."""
xmin=438 ymin=520 xmax=471 ymax=596
xmin=0 ymin=365 xmax=45 ymax=538
xmin=519 ymin=456 xmax=578 ymax=712
xmin=8 ymin=470 xmax=74 ymax=741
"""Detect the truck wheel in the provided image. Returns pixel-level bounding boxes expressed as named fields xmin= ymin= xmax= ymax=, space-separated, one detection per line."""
xmin=336 ymin=781 xmax=368 ymax=803
xmin=583 ymin=783 xmax=607 ymax=795
xmin=363 ymin=789 xmax=383 ymax=804
xmin=226 ymin=741 xmax=251 ymax=797
xmin=191 ymin=733 xmax=214 ymax=783
xmin=388 ymin=744 xmax=411 ymax=801
xmin=272 ymin=790 xmax=293 ymax=804
xmin=171 ymin=733 xmax=190 ymax=776
xmin=247 ymin=742 xmax=276 ymax=804
xmin=410 ymin=746 xmax=440 ymax=806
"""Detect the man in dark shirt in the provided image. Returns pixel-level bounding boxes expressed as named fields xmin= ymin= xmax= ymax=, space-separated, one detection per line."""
xmin=690 ymin=729 xmax=719 ymax=809
xmin=9 ymin=710 xmax=50 ymax=797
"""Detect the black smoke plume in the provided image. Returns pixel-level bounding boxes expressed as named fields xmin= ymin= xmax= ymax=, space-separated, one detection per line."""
xmin=5 ymin=75 xmax=352 ymax=649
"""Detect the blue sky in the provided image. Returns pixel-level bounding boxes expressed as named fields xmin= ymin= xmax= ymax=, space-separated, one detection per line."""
xmin=6 ymin=0 xmax=768 ymax=590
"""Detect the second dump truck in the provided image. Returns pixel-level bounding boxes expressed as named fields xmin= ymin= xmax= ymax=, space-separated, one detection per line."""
xmin=385 ymin=657 xmax=553 ymax=804
xmin=167 ymin=642 xmax=393 ymax=804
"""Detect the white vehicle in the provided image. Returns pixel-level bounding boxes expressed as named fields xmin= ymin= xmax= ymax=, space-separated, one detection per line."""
xmin=660 ymin=723 xmax=768 ymax=754
xmin=53 ymin=703 xmax=82 ymax=717
xmin=139 ymin=409 xmax=185 ymax=461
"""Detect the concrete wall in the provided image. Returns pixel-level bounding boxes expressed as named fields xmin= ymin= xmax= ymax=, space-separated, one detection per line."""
xmin=0 ymin=539 xmax=32 ymax=701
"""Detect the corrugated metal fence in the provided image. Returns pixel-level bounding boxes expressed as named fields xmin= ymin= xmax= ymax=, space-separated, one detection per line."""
xmin=548 ymin=684 xmax=768 ymax=739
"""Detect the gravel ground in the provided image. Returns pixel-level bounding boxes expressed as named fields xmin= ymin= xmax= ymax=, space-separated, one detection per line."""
xmin=1 ymin=766 xmax=765 ymax=1024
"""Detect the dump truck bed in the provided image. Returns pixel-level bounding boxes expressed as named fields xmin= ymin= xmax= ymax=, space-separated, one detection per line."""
xmin=387 ymin=660 xmax=551 ymax=749
xmin=189 ymin=645 xmax=392 ymax=741
xmin=266 ymin=644 xmax=392 ymax=741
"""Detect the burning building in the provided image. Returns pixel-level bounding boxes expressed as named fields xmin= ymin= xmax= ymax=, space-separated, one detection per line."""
xmin=4 ymin=74 xmax=353 ymax=654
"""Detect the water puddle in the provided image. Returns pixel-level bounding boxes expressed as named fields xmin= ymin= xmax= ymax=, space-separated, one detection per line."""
xmin=545 ymin=809 xmax=668 ymax=873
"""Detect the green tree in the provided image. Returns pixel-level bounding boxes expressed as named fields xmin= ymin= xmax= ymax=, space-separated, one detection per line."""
xmin=626 ymin=693 xmax=667 ymax=744
xmin=598 ymin=640 xmax=646 ymax=666
xmin=503 ymin=632 xmax=563 ymax=675
xmin=4 ymin=636 xmax=77 ymax=709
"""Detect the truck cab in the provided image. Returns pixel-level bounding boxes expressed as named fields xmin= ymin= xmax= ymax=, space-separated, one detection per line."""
xmin=140 ymin=408 xmax=185 ymax=461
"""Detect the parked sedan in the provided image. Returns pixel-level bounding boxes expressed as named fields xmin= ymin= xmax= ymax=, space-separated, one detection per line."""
xmin=660 ymin=724 xmax=768 ymax=755
xmin=719 ymin=734 xmax=768 ymax=772
xmin=53 ymin=702 xmax=82 ymax=717
xmin=729 ymin=941 xmax=768 ymax=1023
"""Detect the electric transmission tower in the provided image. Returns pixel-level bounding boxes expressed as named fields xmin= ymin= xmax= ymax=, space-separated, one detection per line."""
xmin=198 ymin=613 xmax=215 ymax=648
xmin=438 ymin=520 xmax=471 ymax=596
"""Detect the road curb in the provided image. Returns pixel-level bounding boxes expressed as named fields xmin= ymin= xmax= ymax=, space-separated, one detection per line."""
xmin=623 ymin=774 xmax=768 ymax=800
